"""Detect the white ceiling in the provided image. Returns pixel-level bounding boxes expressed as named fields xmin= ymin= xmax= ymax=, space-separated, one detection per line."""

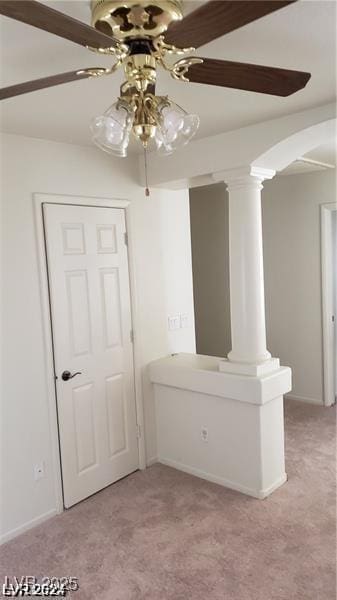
xmin=281 ymin=139 xmax=337 ymax=174
xmin=304 ymin=139 xmax=337 ymax=166
xmin=0 ymin=0 xmax=336 ymax=150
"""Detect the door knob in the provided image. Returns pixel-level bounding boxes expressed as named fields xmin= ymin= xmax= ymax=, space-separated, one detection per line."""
xmin=61 ymin=370 xmax=82 ymax=381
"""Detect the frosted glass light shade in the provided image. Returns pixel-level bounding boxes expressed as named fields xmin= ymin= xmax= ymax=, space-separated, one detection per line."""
xmin=90 ymin=101 xmax=133 ymax=157
xmin=155 ymin=101 xmax=199 ymax=155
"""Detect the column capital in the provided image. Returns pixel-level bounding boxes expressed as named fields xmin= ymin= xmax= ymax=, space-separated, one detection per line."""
xmin=212 ymin=166 xmax=275 ymax=191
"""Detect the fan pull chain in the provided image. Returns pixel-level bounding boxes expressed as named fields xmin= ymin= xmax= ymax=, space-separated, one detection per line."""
xmin=143 ymin=145 xmax=150 ymax=197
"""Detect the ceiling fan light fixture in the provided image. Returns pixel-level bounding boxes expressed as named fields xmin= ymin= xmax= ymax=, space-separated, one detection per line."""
xmin=0 ymin=0 xmax=312 ymax=192
xmin=90 ymin=100 xmax=133 ymax=156
xmin=155 ymin=101 xmax=199 ymax=154
xmin=91 ymin=94 xmax=200 ymax=158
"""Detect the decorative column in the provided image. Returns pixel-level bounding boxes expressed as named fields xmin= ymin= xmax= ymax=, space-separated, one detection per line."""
xmin=214 ymin=166 xmax=279 ymax=376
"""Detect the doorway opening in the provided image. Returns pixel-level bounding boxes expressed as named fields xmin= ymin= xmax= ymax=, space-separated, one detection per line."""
xmin=189 ymin=168 xmax=336 ymax=407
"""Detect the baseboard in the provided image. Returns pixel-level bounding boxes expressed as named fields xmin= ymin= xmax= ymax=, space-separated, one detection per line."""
xmin=259 ymin=474 xmax=288 ymax=499
xmin=0 ymin=509 xmax=57 ymax=545
xmin=158 ymin=458 xmax=286 ymax=500
xmin=285 ymin=394 xmax=323 ymax=406
xmin=146 ymin=456 xmax=158 ymax=467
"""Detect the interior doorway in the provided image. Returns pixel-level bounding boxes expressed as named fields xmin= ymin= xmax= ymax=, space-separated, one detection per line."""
xmin=43 ymin=203 xmax=139 ymax=507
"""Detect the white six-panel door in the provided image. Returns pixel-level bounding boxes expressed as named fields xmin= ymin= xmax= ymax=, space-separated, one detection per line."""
xmin=43 ymin=204 xmax=138 ymax=507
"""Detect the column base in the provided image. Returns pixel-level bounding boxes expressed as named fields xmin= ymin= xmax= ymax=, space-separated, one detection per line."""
xmin=219 ymin=357 xmax=280 ymax=377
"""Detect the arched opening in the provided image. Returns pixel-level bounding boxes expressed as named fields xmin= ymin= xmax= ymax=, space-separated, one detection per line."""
xmin=252 ymin=118 xmax=336 ymax=171
xmin=190 ymin=119 xmax=336 ymax=406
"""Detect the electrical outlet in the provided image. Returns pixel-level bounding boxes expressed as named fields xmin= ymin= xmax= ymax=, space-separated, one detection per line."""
xmin=34 ymin=462 xmax=45 ymax=481
xmin=201 ymin=427 xmax=208 ymax=443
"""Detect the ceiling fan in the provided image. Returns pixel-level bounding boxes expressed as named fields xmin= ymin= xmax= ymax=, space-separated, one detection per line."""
xmin=0 ymin=0 xmax=311 ymax=162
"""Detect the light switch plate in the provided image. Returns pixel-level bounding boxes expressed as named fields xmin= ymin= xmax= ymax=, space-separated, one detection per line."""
xmin=168 ymin=315 xmax=180 ymax=331
xmin=180 ymin=314 xmax=189 ymax=328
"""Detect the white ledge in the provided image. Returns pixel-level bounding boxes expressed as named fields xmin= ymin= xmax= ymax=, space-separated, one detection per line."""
xmin=149 ymin=353 xmax=291 ymax=406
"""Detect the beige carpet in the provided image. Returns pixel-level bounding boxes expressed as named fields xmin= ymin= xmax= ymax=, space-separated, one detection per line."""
xmin=0 ymin=399 xmax=335 ymax=600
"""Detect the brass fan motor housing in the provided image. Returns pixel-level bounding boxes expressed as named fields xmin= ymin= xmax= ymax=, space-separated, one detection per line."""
xmin=91 ymin=0 xmax=183 ymax=41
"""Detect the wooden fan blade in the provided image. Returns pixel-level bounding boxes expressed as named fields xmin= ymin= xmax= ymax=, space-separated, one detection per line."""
xmin=186 ymin=58 xmax=311 ymax=96
xmin=0 ymin=0 xmax=117 ymax=49
xmin=165 ymin=1 xmax=296 ymax=49
xmin=0 ymin=70 xmax=98 ymax=100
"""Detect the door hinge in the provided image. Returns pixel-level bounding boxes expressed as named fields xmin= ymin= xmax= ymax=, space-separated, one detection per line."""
xmin=332 ymin=315 xmax=335 ymax=322
xmin=137 ymin=424 xmax=142 ymax=439
xmin=130 ymin=329 xmax=134 ymax=343
xmin=124 ymin=231 xmax=128 ymax=246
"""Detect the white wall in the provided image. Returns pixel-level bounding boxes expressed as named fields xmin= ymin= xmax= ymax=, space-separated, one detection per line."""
xmin=189 ymin=169 xmax=336 ymax=404
xmin=0 ymin=133 xmax=195 ymax=542
xmin=263 ymin=169 xmax=336 ymax=404
xmin=160 ymin=196 xmax=196 ymax=355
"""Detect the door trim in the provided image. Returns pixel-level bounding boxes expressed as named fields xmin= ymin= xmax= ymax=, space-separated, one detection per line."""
xmin=321 ymin=202 xmax=337 ymax=407
xmin=34 ymin=193 xmax=146 ymax=514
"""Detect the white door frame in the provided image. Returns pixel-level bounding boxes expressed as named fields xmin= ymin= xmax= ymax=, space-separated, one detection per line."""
xmin=321 ymin=202 xmax=337 ymax=407
xmin=34 ymin=192 xmax=146 ymax=514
